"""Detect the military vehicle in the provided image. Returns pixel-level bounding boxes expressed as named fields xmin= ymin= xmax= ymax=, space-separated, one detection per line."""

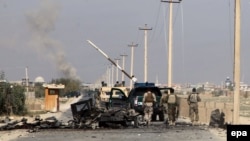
xmin=127 ymin=82 xmax=174 ymax=121
xmin=99 ymin=86 xmax=129 ymax=102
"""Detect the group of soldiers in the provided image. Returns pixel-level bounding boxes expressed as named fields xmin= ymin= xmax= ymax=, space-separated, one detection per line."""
xmin=142 ymin=88 xmax=201 ymax=126
xmin=94 ymin=86 xmax=201 ymax=126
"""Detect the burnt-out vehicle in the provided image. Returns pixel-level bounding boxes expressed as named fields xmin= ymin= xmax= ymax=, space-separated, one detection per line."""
xmin=69 ymin=88 xmax=139 ymax=129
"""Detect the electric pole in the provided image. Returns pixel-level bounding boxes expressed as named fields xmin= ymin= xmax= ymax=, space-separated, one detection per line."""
xmin=161 ymin=0 xmax=182 ymax=87
xmin=120 ymin=54 xmax=128 ymax=86
xmin=233 ymin=0 xmax=241 ymax=125
xmin=107 ymin=65 xmax=111 ymax=87
xmin=139 ymin=24 xmax=152 ymax=82
xmin=111 ymin=64 xmax=114 ymax=86
xmin=128 ymin=42 xmax=138 ymax=89
xmin=114 ymin=58 xmax=120 ymax=83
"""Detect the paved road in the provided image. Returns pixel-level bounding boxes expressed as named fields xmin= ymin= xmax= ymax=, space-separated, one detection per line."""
xmin=11 ymin=124 xmax=226 ymax=141
xmin=0 ymin=94 xmax=226 ymax=141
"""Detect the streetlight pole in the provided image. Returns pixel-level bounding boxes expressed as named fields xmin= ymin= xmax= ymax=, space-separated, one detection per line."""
xmin=161 ymin=0 xmax=182 ymax=87
xmin=139 ymin=24 xmax=152 ymax=82
xmin=128 ymin=42 xmax=138 ymax=89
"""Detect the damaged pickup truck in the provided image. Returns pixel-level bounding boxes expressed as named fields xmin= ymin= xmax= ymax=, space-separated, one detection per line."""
xmin=69 ymin=88 xmax=141 ymax=129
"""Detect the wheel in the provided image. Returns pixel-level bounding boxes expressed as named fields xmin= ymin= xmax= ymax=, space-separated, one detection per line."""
xmin=151 ymin=113 xmax=157 ymax=121
xmin=98 ymin=121 xmax=106 ymax=127
xmin=159 ymin=112 xmax=165 ymax=121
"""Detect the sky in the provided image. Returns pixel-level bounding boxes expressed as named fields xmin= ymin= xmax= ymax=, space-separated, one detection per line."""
xmin=0 ymin=0 xmax=250 ymax=86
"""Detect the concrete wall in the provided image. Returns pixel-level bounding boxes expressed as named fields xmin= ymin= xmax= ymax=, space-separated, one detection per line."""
xmin=178 ymin=97 xmax=233 ymax=124
xmin=25 ymin=99 xmax=44 ymax=111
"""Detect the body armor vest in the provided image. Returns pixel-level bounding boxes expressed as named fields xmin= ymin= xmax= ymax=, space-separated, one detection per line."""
xmin=145 ymin=92 xmax=154 ymax=102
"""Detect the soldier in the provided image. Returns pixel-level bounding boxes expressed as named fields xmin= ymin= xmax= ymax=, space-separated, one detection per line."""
xmin=187 ymin=88 xmax=201 ymax=125
xmin=166 ymin=89 xmax=178 ymax=125
xmin=160 ymin=90 xmax=169 ymax=125
xmin=142 ymin=89 xmax=156 ymax=126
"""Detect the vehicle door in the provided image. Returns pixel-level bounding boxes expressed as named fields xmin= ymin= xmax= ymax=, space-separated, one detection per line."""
xmin=108 ymin=88 xmax=128 ymax=108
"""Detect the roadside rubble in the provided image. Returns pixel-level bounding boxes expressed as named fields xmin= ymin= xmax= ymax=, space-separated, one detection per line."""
xmin=0 ymin=115 xmax=69 ymax=132
xmin=0 ymin=98 xmax=140 ymax=131
xmin=0 ymin=98 xmax=229 ymax=132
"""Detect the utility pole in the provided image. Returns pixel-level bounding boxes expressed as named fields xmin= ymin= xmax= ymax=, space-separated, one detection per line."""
xmin=120 ymin=54 xmax=128 ymax=86
xmin=161 ymin=0 xmax=182 ymax=87
xmin=128 ymin=42 xmax=138 ymax=89
xmin=114 ymin=58 xmax=120 ymax=83
xmin=111 ymin=64 xmax=114 ymax=86
xmin=233 ymin=0 xmax=241 ymax=125
xmin=139 ymin=24 xmax=152 ymax=82
xmin=107 ymin=65 xmax=111 ymax=87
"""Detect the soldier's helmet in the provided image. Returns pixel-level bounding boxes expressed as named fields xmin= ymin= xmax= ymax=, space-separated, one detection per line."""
xmin=147 ymin=89 xmax=152 ymax=93
xmin=192 ymin=88 xmax=196 ymax=93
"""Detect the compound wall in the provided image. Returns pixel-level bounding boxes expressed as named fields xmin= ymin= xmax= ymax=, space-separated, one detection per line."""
xmin=178 ymin=97 xmax=233 ymax=124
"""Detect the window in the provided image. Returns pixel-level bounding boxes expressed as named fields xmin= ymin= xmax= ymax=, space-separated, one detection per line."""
xmin=49 ymin=89 xmax=56 ymax=95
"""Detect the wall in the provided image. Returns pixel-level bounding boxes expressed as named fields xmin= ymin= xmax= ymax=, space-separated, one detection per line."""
xmin=178 ymin=97 xmax=233 ymax=124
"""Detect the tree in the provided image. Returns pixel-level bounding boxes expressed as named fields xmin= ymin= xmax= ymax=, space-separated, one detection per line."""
xmin=11 ymin=85 xmax=27 ymax=115
xmin=0 ymin=82 xmax=27 ymax=116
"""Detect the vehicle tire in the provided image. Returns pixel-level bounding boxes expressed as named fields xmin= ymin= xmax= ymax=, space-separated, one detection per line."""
xmin=129 ymin=102 xmax=134 ymax=109
xmin=134 ymin=116 xmax=140 ymax=128
xmin=159 ymin=112 xmax=165 ymax=121
xmin=98 ymin=121 xmax=105 ymax=127
xmin=151 ymin=113 xmax=157 ymax=121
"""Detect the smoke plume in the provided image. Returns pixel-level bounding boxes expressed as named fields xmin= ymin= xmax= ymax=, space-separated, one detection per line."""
xmin=26 ymin=0 xmax=79 ymax=80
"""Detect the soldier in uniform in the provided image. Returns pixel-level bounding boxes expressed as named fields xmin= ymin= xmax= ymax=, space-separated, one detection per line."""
xmin=166 ymin=89 xmax=178 ymax=125
xmin=187 ymin=88 xmax=201 ymax=125
xmin=160 ymin=90 xmax=169 ymax=125
xmin=142 ymin=89 xmax=156 ymax=126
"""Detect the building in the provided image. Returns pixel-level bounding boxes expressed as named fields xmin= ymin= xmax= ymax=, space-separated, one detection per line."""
xmin=43 ymin=84 xmax=65 ymax=112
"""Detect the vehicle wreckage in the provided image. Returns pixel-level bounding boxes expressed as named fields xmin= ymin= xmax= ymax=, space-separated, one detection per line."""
xmin=68 ymin=88 xmax=143 ymax=129
xmin=0 ymin=88 xmax=143 ymax=131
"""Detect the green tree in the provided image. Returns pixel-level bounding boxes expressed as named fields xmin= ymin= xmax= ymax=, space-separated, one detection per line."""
xmin=0 ymin=83 xmax=27 ymax=116
xmin=0 ymin=82 xmax=6 ymax=115
xmin=11 ymin=85 xmax=27 ymax=115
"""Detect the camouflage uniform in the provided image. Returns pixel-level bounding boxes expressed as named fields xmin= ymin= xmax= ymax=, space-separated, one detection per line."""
xmin=160 ymin=91 xmax=169 ymax=124
xmin=187 ymin=88 xmax=201 ymax=125
xmin=166 ymin=92 xmax=178 ymax=125
xmin=143 ymin=90 xmax=156 ymax=125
